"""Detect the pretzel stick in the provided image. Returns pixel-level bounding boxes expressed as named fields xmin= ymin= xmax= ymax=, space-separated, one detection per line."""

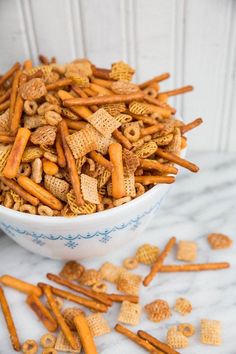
xmin=64 ymin=92 xmax=144 ymax=107
xmin=0 ymin=88 xmax=11 ymax=104
xmin=58 ymin=90 xmax=92 ymax=119
xmin=26 ymin=69 xmax=43 ymax=81
xmin=38 ymin=283 xmax=108 ymax=312
xmin=39 ymin=54 xmax=49 ymax=65
xmin=107 ymin=294 xmax=139 ymax=304
xmin=72 ymin=85 xmax=98 ymax=112
xmin=140 ymin=124 xmax=164 ymax=137
xmin=43 ymin=285 xmax=78 ymax=350
xmin=55 ymin=131 xmax=66 ymax=168
xmin=180 ymin=117 xmax=203 ymax=134
xmin=135 ymin=176 xmax=175 ymax=185
xmin=74 ymin=313 xmax=98 ymax=354
xmin=0 ymin=286 xmax=21 ymax=352
xmin=160 ymin=262 xmax=230 ymax=272
xmin=89 ymin=151 xmax=113 ymax=172
xmin=0 ymin=135 xmax=15 ymax=144
xmin=139 ymin=159 xmax=178 ymax=175
xmin=92 ymin=66 xmax=111 ymax=80
xmin=23 ymin=59 xmax=32 ymax=70
xmin=128 ymin=111 xmax=159 ymax=126
xmin=89 ymin=83 xmax=113 ymax=95
xmin=26 ymin=294 xmax=58 ymax=332
xmin=83 ymin=87 xmax=98 ymax=97
xmin=144 ymin=95 xmax=176 ymax=114
xmin=139 ymin=73 xmax=170 ymax=89
xmin=0 ymin=62 xmax=21 ymax=87
xmin=159 ymin=85 xmax=193 ymax=97
xmin=64 ymin=118 xmax=88 ymax=131
xmin=112 ymin=129 xmax=132 ymax=150
xmin=46 ymin=273 xmax=112 ymax=307
xmin=115 ymin=324 xmax=162 ymax=354
xmin=59 ymin=120 xmax=84 ymax=206
xmin=181 ymin=136 xmax=187 ymax=149
xmin=9 ymin=70 xmax=22 ymax=128
xmin=109 ymin=143 xmax=125 ymax=198
xmin=138 ymin=330 xmax=180 ymax=354
xmin=143 ymin=236 xmax=176 ymax=286
xmin=46 ymin=78 xmax=73 ymax=91
xmin=91 ymin=77 xmax=113 ymax=88
xmin=0 ymin=177 xmax=39 ymax=206
xmin=0 ymin=275 xmax=42 ymax=296
xmin=156 ymin=148 xmax=199 ymax=173
xmin=146 ymin=103 xmax=172 ymax=118
xmin=17 ymin=175 xmax=63 ymax=210
xmin=10 ymin=73 xmax=27 ymax=135
xmin=3 ymin=128 xmax=31 ymax=178
xmin=0 ymin=99 xmax=10 ymax=112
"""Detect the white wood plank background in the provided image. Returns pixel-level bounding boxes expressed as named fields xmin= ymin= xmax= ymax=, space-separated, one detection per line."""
xmin=0 ymin=0 xmax=235 ymax=152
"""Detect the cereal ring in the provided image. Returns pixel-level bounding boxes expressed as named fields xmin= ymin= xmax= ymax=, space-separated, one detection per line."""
xmin=123 ymin=124 xmax=140 ymax=142
xmin=24 ymin=100 xmax=38 ymax=116
xmin=40 ymin=333 xmax=57 ymax=348
xmin=178 ymin=323 xmax=196 ymax=337
xmin=123 ymin=257 xmax=138 ymax=270
xmin=45 ymin=111 xmax=62 ymax=126
xmin=92 ymin=281 xmax=107 ymax=293
xmin=113 ymin=196 xmax=131 ymax=207
xmin=103 ymin=197 xmax=113 ymax=210
xmin=38 ymin=205 xmax=54 ymax=216
xmin=18 ymin=163 xmax=32 ymax=177
xmin=20 ymin=204 xmax=37 ymax=214
xmin=135 ymin=183 xmax=145 ymax=197
xmin=22 ymin=339 xmax=38 ymax=354
xmin=143 ymin=87 xmax=157 ymax=98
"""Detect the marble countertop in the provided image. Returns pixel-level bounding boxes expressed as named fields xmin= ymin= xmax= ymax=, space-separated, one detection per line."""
xmin=0 ymin=151 xmax=235 ymax=354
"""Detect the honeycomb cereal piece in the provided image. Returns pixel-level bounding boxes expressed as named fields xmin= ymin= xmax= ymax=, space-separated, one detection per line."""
xmin=207 ymin=233 xmax=232 ymax=249
xmin=177 ymin=240 xmax=197 ymax=262
xmin=167 ymin=326 xmax=188 ymax=349
xmin=86 ymin=313 xmax=111 ymax=337
xmin=136 ymin=244 xmax=159 ymax=265
xmin=79 ymin=269 xmax=102 ymax=286
xmin=59 ymin=261 xmax=84 ymax=281
xmin=145 ymin=299 xmax=171 ymax=322
xmin=109 ymin=61 xmax=135 ymax=81
xmin=200 ymin=319 xmax=221 ymax=346
xmin=67 ymin=190 xmax=96 ymax=215
xmin=174 ymin=297 xmax=192 ymax=316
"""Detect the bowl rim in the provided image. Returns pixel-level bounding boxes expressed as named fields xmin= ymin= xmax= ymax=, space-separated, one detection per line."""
xmin=0 ymin=117 xmax=185 ymax=225
xmin=0 ymin=181 xmax=172 ymax=224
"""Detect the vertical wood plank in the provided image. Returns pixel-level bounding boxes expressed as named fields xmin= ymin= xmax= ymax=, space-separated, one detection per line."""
xmin=29 ymin=0 xmax=76 ymax=63
xmin=135 ymin=0 xmax=175 ymax=91
xmin=182 ymin=0 xmax=232 ymax=151
xmin=80 ymin=0 xmax=124 ymax=67
xmin=0 ymin=0 xmax=30 ymax=71
xmin=221 ymin=1 xmax=236 ymax=152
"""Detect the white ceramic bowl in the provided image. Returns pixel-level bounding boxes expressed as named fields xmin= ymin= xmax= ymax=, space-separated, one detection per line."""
xmin=0 ymin=181 xmax=173 ymax=260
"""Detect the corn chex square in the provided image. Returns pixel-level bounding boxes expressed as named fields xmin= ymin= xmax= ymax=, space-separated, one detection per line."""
xmin=80 ymin=173 xmax=99 ymax=204
xmin=66 ymin=125 xmax=98 ymax=159
xmin=86 ymin=313 xmax=111 ymax=337
xmin=55 ymin=331 xmax=81 ymax=353
xmin=177 ymin=240 xmax=197 ymax=262
xmin=87 ymin=108 xmax=121 ymax=138
xmin=99 ymin=262 xmax=126 ymax=283
xmin=116 ymin=271 xmax=142 ymax=296
xmin=201 ymin=319 xmax=222 ymax=346
xmin=118 ymin=301 xmax=141 ymax=326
